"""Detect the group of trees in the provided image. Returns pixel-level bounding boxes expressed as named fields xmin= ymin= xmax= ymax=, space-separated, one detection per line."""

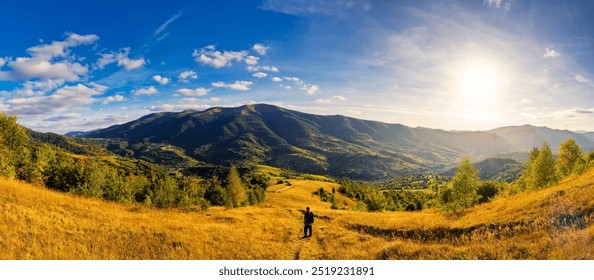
xmin=0 ymin=113 xmax=267 ymax=210
xmin=440 ymin=138 xmax=594 ymax=211
xmin=336 ymin=178 xmax=435 ymax=212
xmin=333 ymin=137 xmax=594 ymax=212
xmin=516 ymin=139 xmax=592 ymax=192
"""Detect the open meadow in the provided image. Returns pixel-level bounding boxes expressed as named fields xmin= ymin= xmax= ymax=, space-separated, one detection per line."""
xmin=2 ymin=168 xmax=594 ymax=260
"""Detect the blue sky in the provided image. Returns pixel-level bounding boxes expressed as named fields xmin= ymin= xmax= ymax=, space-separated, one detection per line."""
xmin=1 ymin=0 xmax=594 ymax=133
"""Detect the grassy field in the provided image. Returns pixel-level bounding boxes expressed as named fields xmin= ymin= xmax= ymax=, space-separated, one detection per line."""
xmin=1 ymin=169 xmax=594 ymax=259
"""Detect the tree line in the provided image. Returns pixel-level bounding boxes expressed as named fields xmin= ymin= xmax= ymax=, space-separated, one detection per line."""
xmin=335 ymin=137 xmax=594 ymax=212
xmin=0 ymin=113 xmax=267 ymax=210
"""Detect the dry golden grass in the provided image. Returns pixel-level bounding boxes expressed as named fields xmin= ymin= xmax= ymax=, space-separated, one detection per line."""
xmin=2 ymin=169 xmax=594 ymax=260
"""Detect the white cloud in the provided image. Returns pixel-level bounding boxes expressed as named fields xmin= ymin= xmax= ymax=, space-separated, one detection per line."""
xmin=484 ymin=0 xmax=502 ymax=8
xmin=102 ymin=94 xmax=125 ymax=104
xmin=44 ymin=113 xmax=82 ymax=122
xmin=6 ymin=83 xmax=104 ymax=115
xmin=153 ymin=75 xmax=170 ymax=85
xmin=262 ymin=0 xmax=371 ymax=17
xmin=484 ymin=0 xmax=510 ymax=10
xmin=155 ymin=11 xmax=182 ymax=35
xmin=247 ymin=65 xmax=279 ymax=72
xmin=0 ymin=57 xmax=5 ymax=67
xmin=575 ymin=74 xmax=590 ymax=83
xmin=96 ymin=53 xmax=117 ymax=69
xmin=245 ymin=55 xmax=259 ymax=65
xmin=88 ymin=82 xmax=109 ymax=93
xmin=283 ymin=76 xmax=301 ymax=82
xmin=192 ymin=45 xmax=257 ymax=68
xmin=132 ymin=86 xmax=158 ymax=95
xmin=271 ymin=77 xmax=283 ymax=82
xmin=253 ymin=43 xmax=269 ymax=55
xmin=96 ymin=47 xmax=145 ymax=70
xmin=146 ymin=104 xmax=210 ymax=112
xmin=252 ymin=72 xmax=268 ymax=78
xmin=0 ymin=33 xmax=99 ymax=82
xmin=9 ymin=79 xmax=66 ymax=97
xmin=544 ymin=48 xmax=560 ymax=58
xmin=178 ymin=70 xmax=198 ymax=82
xmin=316 ymin=95 xmax=345 ymax=103
xmin=181 ymin=97 xmax=221 ymax=103
xmin=176 ymin=87 xmax=211 ymax=97
xmin=212 ymin=80 xmax=253 ymax=91
xmin=301 ymin=84 xmax=319 ymax=95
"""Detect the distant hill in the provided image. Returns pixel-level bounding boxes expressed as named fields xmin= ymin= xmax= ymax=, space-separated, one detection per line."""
xmin=489 ymin=125 xmax=594 ymax=152
xmin=78 ymin=104 xmax=593 ymax=180
xmin=581 ymin=131 xmax=594 ymax=143
xmin=442 ymin=157 xmax=525 ymax=182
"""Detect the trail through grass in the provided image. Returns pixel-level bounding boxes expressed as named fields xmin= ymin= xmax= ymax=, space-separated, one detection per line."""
xmin=2 ymin=170 xmax=594 ymax=259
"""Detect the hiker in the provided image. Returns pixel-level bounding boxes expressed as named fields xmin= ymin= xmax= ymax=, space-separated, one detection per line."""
xmin=303 ymin=207 xmax=314 ymax=238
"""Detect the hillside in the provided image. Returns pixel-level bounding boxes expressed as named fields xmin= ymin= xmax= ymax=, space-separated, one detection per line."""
xmin=442 ymin=158 xmax=524 ymax=182
xmin=489 ymin=125 xmax=594 ymax=152
xmin=77 ymin=104 xmax=594 ymax=180
xmin=2 ymin=168 xmax=594 ymax=259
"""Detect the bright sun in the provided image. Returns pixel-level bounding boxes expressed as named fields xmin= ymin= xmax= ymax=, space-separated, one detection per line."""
xmin=455 ymin=57 xmax=504 ymax=121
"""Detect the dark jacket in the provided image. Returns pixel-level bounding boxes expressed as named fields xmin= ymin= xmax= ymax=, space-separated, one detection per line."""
xmin=304 ymin=211 xmax=314 ymax=225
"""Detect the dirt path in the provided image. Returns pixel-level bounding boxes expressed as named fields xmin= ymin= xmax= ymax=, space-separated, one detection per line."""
xmin=291 ymin=236 xmax=310 ymax=260
xmin=274 ymin=184 xmax=294 ymax=193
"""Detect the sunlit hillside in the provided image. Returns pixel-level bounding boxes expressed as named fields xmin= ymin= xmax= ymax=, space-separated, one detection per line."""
xmin=2 ymin=168 xmax=594 ymax=260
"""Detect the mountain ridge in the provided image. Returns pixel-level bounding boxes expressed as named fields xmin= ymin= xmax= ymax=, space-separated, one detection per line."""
xmin=76 ymin=104 xmax=594 ymax=180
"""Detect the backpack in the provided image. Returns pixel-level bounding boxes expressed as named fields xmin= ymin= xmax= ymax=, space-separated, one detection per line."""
xmin=305 ymin=211 xmax=315 ymax=224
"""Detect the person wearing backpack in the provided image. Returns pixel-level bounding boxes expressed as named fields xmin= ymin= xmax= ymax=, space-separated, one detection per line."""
xmin=303 ymin=207 xmax=314 ymax=238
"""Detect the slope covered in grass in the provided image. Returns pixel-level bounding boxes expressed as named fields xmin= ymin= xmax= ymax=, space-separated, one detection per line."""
xmin=1 ymin=169 xmax=594 ymax=259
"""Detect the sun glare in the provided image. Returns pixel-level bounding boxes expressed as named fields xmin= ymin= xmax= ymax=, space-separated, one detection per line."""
xmin=455 ymin=57 xmax=505 ymax=121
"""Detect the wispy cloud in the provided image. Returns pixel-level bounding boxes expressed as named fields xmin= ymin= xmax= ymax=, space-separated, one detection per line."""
xmin=247 ymin=65 xmax=279 ymax=72
xmin=544 ymin=48 xmax=561 ymax=58
xmin=146 ymin=104 xmax=210 ymax=112
xmin=96 ymin=47 xmax=145 ymax=70
xmin=484 ymin=0 xmax=511 ymax=10
xmin=155 ymin=11 xmax=182 ymax=36
xmin=575 ymin=74 xmax=590 ymax=83
xmin=261 ymin=0 xmax=371 ymax=17
xmin=252 ymin=72 xmax=268 ymax=78
xmin=316 ymin=95 xmax=345 ymax=103
xmin=301 ymin=84 xmax=319 ymax=95
xmin=178 ymin=70 xmax=198 ymax=82
xmin=176 ymin=87 xmax=210 ymax=97
xmin=212 ymin=80 xmax=253 ymax=91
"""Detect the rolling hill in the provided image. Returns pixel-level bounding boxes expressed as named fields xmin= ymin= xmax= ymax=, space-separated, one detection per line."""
xmin=76 ymin=104 xmax=594 ymax=180
xmin=2 ymin=167 xmax=594 ymax=259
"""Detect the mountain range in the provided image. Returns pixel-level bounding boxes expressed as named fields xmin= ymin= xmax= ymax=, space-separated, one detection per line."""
xmin=71 ymin=104 xmax=594 ymax=180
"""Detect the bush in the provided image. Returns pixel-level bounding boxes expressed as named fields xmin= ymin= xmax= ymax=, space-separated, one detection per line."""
xmin=477 ymin=181 xmax=499 ymax=203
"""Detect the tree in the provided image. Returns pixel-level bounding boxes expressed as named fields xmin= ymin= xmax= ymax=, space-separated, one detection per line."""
xmin=528 ymin=142 xmax=558 ymax=190
xmin=205 ymin=176 xmax=227 ymax=206
xmin=0 ymin=113 xmax=31 ymax=179
xmin=226 ymin=166 xmax=246 ymax=207
xmin=557 ymin=138 xmax=584 ymax=177
xmin=447 ymin=157 xmax=480 ymax=210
